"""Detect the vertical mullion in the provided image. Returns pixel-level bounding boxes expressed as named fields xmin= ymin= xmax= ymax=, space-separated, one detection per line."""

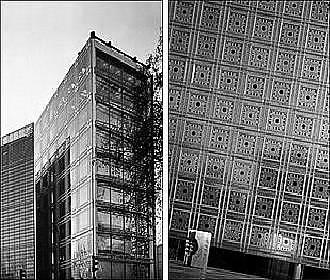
xmin=108 ymin=56 xmax=112 ymax=262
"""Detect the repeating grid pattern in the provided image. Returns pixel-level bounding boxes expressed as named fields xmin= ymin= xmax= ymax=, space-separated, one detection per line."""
xmin=169 ymin=0 xmax=329 ymax=270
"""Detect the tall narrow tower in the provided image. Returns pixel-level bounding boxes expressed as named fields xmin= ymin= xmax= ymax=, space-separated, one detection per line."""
xmin=1 ymin=124 xmax=35 ymax=279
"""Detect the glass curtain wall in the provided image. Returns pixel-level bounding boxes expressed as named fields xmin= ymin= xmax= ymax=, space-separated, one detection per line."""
xmin=94 ymin=45 xmax=154 ymax=279
xmin=35 ymin=35 xmax=155 ymax=279
xmin=0 ymin=125 xmax=35 ymax=279
xmin=35 ymin=40 xmax=93 ymax=279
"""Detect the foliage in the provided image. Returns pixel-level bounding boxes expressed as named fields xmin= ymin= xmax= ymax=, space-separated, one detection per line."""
xmin=146 ymin=29 xmax=163 ymax=245
xmin=146 ymin=29 xmax=163 ymax=193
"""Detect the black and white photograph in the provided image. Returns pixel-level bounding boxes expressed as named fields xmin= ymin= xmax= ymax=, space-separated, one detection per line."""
xmin=1 ymin=0 xmax=330 ymax=280
xmin=1 ymin=1 xmax=162 ymax=279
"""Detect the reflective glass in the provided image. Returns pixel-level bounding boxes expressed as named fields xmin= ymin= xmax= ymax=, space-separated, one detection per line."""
xmin=97 ymin=235 xmax=111 ymax=252
xmin=98 ymin=211 xmax=110 ymax=230
xmin=111 ymin=214 xmax=124 ymax=231
xmin=111 ymin=237 xmax=125 ymax=253
xmin=79 ymin=207 xmax=89 ymax=231
xmin=97 ymin=186 xmax=110 ymax=203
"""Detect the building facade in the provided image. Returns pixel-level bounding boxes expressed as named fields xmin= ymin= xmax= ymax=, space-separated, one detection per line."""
xmin=0 ymin=124 xmax=35 ymax=279
xmin=35 ymin=33 xmax=155 ymax=279
xmin=169 ymin=0 xmax=329 ymax=278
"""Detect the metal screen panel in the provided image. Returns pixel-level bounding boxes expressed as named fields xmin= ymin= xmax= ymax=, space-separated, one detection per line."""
xmin=169 ymin=0 xmax=329 ymax=270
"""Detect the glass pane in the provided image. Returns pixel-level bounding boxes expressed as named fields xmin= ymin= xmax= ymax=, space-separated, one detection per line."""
xmin=109 ymin=64 xmax=121 ymax=78
xmin=110 ymin=165 xmax=121 ymax=179
xmin=70 ymin=164 xmax=79 ymax=187
xmin=97 ymin=235 xmax=111 ymax=252
xmin=125 ymin=216 xmax=136 ymax=232
xmin=123 ymin=71 xmax=135 ymax=85
xmin=96 ymin=104 xmax=109 ymax=125
xmin=97 ymin=211 xmax=110 ymax=230
xmin=72 ymin=232 xmax=92 ymax=258
xmin=79 ymin=107 xmax=88 ymax=130
xmin=109 ymin=83 xmax=121 ymax=104
xmin=79 ymin=207 xmax=89 ymax=230
xmin=79 ymin=157 xmax=88 ymax=181
xmin=79 ymin=181 xmax=89 ymax=207
xmin=110 ymin=110 xmax=121 ymax=131
xmin=96 ymin=160 xmax=110 ymax=176
xmin=68 ymin=116 xmax=76 ymax=139
xmin=123 ymin=169 xmax=133 ymax=183
xmin=96 ymin=130 xmax=110 ymax=151
xmin=97 ymin=186 xmax=110 ymax=203
xmin=125 ymin=240 xmax=132 ymax=253
xmin=111 ymin=214 xmax=124 ymax=231
xmin=96 ymin=55 xmax=109 ymax=73
xmin=96 ymin=76 xmax=110 ymax=104
xmin=71 ymin=140 xmax=78 ymax=163
xmin=79 ymin=131 xmax=88 ymax=156
xmin=112 ymin=238 xmax=125 ymax=253
xmin=71 ymin=215 xmax=78 ymax=235
xmin=111 ymin=188 xmax=123 ymax=204
xmin=112 ymin=262 xmax=125 ymax=279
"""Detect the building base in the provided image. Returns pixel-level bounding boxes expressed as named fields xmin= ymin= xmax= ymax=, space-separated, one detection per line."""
xmin=169 ymin=238 xmax=330 ymax=280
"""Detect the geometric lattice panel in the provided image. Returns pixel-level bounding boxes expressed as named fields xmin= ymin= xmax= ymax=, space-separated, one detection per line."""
xmin=169 ymin=0 xmax=330 ymax=270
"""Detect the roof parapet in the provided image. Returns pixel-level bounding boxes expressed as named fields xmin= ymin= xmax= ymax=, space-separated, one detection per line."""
xmin=90 ymin=31 xmax=146 ymax=68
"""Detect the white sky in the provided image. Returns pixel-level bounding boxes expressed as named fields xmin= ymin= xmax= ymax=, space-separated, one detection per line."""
xmin=1 ymin=1 xmax=161 ymax=136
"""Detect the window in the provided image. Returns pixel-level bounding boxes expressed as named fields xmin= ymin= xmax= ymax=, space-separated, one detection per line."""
xmin=97 ymin=186 xmax=125 ymax=204
xmin=111 ymin=188 xmax=123 ymax=205
xmin=60 ymin=246 xmax=66 ymax=262
xmin=112 ymin=214 xmax=124 ymax=231
xmin=123 ymin=142 xmax=133 ymax=160
xmin=123 ymin=93 xmax=135 ymax=111
xmin=109 ymin=64 xmax=121 ymax=78
xmin=96 ymin=130 xmax=110 ymax=151
xmin=110 ymin=110 xmax=121 ymax=131
xmin=68 ymin=118 xmax=77 ymax=139
xmin=98 ymin=211 xmax=110 ymax=230
xmin=112 ymin=237 xmax=125 ymax=253
xmin=58 ymin=177 xmax=65 ymax=196
xmin=109 ymin=83 xmax=121 ymax=104
xmin=78 ymin=129 xmax=91 ymax=158
xmin=79 ymin=157 xmax=88 ymax=181
xmin=59 ymin=201 xmax=65 ymax=217
xmin=110 ymin=164 xmax=122 ymax=179
xmin=70 ymin=164 xmax=79 ymax=187
xmin=78 ymin=181 xmax=90 ymax=207
xmin=96 ymin=104 xmax=109 ymax=125
xmin=58 ymin=156 xmax=65 ymax=174
xmin=110 ymin=136 xmax=121 ymax=153
xmin=125 ymin=216 xmax=136 ymax=232
xmin=122 ymin=114 xmax=134 ymax=133
xmin=72 ymin=232 xmax=92 ymax=257
xmin=78 ymin=106 xmax=89 ymax=129
xmin=97 ymin=235 xmax=111 ymax=253
xmin=72 ymin=215 xmax=78 ymax=235
xmin=70 ymin=140 xmax=77 ymax=163
xmin=96 ymin=159 xmax=110 ymax=176
xmin=123 ymin=169 xmax=133 ymax=183
xmin=123 ymin=71 xmax=136 ymax=86
xmin=97 ymin=185 xmax=111 ymax=203
xmin=79 ymin=207 xmax=89 ymax=231
xmin=96 ymin=76 xmax=110 ymax=104
xmin=59 ymin=224 xmax=66 ymax=240
xmin=96 ymin=54 xmax=109 ymax=73
xmin=137 ymin=242 xmax=149 ymax=258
